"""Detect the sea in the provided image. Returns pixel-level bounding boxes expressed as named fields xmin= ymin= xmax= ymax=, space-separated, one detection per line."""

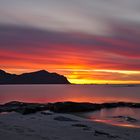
xmin=0 ymin=84 xmax=140 ymax=128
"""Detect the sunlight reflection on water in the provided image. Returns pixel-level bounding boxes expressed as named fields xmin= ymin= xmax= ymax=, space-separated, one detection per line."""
xmin=76 ymin=107 xmax=140 ymax=128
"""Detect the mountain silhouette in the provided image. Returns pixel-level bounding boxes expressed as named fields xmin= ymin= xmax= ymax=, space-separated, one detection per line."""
xmin=0 ymin=70 xmax=70 ymax=84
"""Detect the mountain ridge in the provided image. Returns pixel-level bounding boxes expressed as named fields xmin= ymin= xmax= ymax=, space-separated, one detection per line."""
xmin=0 ymin=69 xmax=70 ymax=84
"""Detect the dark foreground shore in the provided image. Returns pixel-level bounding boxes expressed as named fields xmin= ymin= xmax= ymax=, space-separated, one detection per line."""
xmin=0 ymin=101 xmax=140 ymax=140
xmin=0 ymin=101 xmax=140 ymax=115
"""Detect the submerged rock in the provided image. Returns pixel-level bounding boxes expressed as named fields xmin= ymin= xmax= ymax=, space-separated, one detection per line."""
xmin=94 ymin=130 xmax=119 ymax=138
xmin=112 ymin=116 xmax=138 ymax=122
xmin=54 ymin=116 xmax=78 ymax=122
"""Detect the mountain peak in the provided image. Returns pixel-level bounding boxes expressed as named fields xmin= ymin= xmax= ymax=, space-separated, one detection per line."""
xmin=36 ymin=70 xmax=48 ymax=73
xmin=0 ymin=69 xmax=70 ymax=84
xmin=0 ymin=69 xmax=7 ymax=74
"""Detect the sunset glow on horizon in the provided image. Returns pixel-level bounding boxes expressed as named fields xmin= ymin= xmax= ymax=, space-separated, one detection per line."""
xmin=0 ymin=0 xmax=140 ymax=84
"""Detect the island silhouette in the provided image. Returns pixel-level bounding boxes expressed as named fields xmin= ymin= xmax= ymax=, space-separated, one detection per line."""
xmin=0 ymin=70 xmax=70 ymax=84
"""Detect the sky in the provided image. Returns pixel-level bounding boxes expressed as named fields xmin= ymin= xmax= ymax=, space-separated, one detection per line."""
xmin=0 ymin=0 xmax=140 ymax=84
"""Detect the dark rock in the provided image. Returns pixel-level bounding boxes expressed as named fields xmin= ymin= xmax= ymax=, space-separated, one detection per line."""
xmin=16 ymin=105 xmax=49 ymax=115
xmin=112 ymin=116 xmax=138 ymax=122
xmin=0 ymin=101 xmax=49 ymax=115
xmin=0 ymin=101 xmax=140 ymax=114
xmin=72 ymin=124 xmax=89 ymax=128
xmin=72 ymin=124 xmax=91 ymax=131
xmin=16 ymin=107 xmax=39 ymax=115
xmin=94 ymin=130 xmax=119 ymax=138
xmin=54 ymin=116 xmax=78 ymax=122
xmin=101 ymin=102 xmax=140 ymax=108
xmin=126 ymin=116 xmax=138 ymax=122
xmin=41 ymin=111 xmax=53 ymax=115
xmin=48 ymin=102 xmax=101 ymax=113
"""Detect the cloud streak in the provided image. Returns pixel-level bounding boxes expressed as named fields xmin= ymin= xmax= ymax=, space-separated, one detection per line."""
xmin=0 ymin=25 xmax=140 ymax=83
xmin=0 ymin=0 xmax=140 ymax=83
xmin=0 ymin=0 xmax=140 ymax=35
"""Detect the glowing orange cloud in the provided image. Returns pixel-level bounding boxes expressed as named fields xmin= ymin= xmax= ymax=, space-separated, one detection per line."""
xmin=0 ymin=25 xmax=140 ymax=84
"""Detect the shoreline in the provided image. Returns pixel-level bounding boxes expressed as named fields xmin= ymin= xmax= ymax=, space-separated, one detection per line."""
xmin=0 ymin=101 xmax=140 ymax=114
xmin=0 ymin=110 xmax=140 ymax=140
xmin=0 ymin=101 xmax=140 ymax=140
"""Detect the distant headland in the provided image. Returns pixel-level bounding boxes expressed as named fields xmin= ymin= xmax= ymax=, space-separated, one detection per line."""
xmin=0 ymin=70 xmax=70 ymax=84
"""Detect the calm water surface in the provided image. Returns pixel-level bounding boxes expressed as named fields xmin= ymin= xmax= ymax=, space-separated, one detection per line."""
xmin=0 ymin=85 xmax=140 ymax=104
xmin=0 ymin=85 xmax=140 ymax=128
xmin=76 ymin=107 xmax=140 ymax=128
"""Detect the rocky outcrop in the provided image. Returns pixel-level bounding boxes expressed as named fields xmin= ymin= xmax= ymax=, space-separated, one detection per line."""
xmin=0 ymin=101 xmax=140 ymax=115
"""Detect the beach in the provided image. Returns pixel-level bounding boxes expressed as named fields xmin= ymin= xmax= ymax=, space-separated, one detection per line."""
xmin=0 ymin=111 xmax=140 ymax=140
xmin=1 ymin=0 xmax=140 ymax=139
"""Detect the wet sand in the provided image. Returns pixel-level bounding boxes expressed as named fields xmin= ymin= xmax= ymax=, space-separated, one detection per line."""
xmin=0 ymin=111 xmax=140 ymax=140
